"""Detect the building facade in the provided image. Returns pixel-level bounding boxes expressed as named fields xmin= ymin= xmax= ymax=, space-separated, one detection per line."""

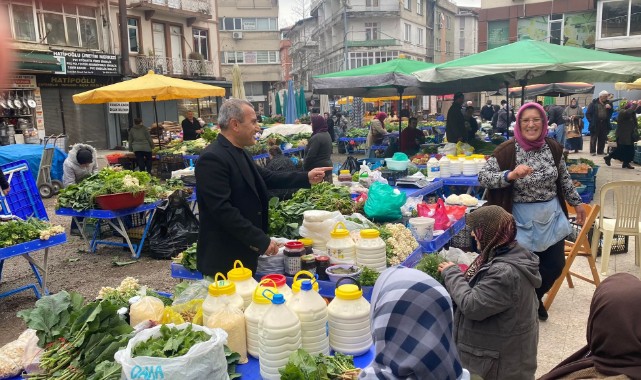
xmin=217 ymin=0 xmax=281 ymax=116
xmin=595 ymin=0 xmax=641 ymax=56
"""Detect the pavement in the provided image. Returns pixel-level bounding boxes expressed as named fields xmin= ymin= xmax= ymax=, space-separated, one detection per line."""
xmin=95 ymin=138 xmax=641 ymax=377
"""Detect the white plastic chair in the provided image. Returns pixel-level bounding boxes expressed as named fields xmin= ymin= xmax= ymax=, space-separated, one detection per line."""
xmin=591 ymin=180 xmax=641 ymax=275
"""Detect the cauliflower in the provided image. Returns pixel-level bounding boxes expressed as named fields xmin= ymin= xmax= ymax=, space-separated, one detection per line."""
xmin=385 ymin=223 xmax=419 ymax=266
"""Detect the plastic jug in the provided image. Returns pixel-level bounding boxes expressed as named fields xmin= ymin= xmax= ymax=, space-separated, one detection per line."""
xmin=427 ymin=156 xmax=440 ymax=179
xmin=260 ymin=274 xmax=293 ymax=302
xmin=328 ymin=278 xmax=372 ymax=356
xmin=291 ymin=270 xmax=320 ymax=297
xmin=245 ymin=279 xmax=278 ymax=358
xmin=259 ymin=290 xmax=302 ymax=380
xmin=326 ymin=222 xmax=356 ymax=264
xmin=288 ymin=280 xmax=330 ymax=355
xmin=227 ymin=260 xmax=258 ymax=310
xmin=355 ymin=229 xmax=387 ymax=272
xmin=462 ymin=157 xmax=477 ymax=176
xmin=439 ymin=156 xmax=451 ymax=178
xmin=202 ymin=273 xmax=246 ymax=322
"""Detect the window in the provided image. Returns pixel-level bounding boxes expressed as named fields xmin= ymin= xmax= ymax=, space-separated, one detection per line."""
xmin=601 ymin=0 xmax=641 ymax=38
xmin=40 ymin=4 xmax=98 ymax=48
xmin=222 ymin=51 xmax=279 ymax=64
xmin=366 ymin=0 xmax=379 ymax=6
xmin=446 ymin=16 xmax=451 ymax=29
xmin=219 ymin=17 xmax=278 ymax=31
xmin=244 ymin=82 xmax=263 ymax=97
xmin=446 ymin=41 xmax=452 ymax=54
xmin=11 ymin=3 xmax=36 ymax=41
xmin=459 ymin=27 xmax=465 ymax=51
xmin=417 ymin=0 xmax=423 ymax=15
xmin=365 ymin=22 xmax=378 ymax=40
xmin=348 ymin=50 xmax=399 ymax=69
xmin=417 ymin=27 xmax=424 ymax=46
xmin=404 ymin=0 xmax=411 ymax=11
xmin=193 ymin=29 xmax=208 ymax=59
xmin=549 ymin=14 xmax=563 ymax=44
xmin=404 ymin=23 xmax=411 ymax=42
xmin=436 ymin=37 xmax=441 ymax=51
xmin=127 ymin=18 xmax=140 ymax=53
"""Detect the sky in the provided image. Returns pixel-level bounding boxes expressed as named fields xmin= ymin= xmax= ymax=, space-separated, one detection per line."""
xmin=278 ymin=0 xmax=482 ymax=28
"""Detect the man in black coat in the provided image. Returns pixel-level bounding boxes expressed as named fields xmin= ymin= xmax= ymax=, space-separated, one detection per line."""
xmin=195 ymin=99 xmax=331 ymax=276
xmin=181 ymin=110 xmax=202 ymax=141
xmin=586 ymin=90 xmax=613 ymax=156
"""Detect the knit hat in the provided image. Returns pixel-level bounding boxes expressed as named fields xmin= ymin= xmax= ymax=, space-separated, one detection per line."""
xmin=599 ymin=90 xmax=609 ymax=97
xmin=76 ymin=148 xmax=93 ymax=165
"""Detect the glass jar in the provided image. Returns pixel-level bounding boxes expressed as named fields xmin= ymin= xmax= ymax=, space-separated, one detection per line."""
xmin=301 ymin=254 xmax=317 ymax=274
xmin=284 ymin=241 xmax=305 ymax=276
xmin=315 ymin=256 xmax=330 ymax=281
xmin=338 ymin=170 xmax=352 ymax=183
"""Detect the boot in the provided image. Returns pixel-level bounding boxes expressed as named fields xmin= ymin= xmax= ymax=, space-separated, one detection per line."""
xmin=604 ymin=156 xmax=611 ymax=166
xmin=538 ymin=299 xmax=548 ymax=321
xmin=623 ymin=163 xmax=635 ymax=169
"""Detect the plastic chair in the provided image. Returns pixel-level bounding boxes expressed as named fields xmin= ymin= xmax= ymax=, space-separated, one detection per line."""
xmin=591 ymin=180 xmax=641 ymax=275
xmin=543 ymin=203 xmax=601 ymax=311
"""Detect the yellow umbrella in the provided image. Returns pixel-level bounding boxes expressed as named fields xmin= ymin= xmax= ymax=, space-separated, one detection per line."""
xmin=615 ymin=78 xmax=641 ymax=91
xmin=72 ymin=70 xmax=225 ymax=104
xmin=231 ymin=64 xmax=246 ymax=99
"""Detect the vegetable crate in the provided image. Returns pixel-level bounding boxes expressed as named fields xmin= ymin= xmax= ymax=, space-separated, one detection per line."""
xmin=0 ymin=160 xmax=48 ymax=220
xmin=158 ymin=154 xmax=186 ymax=180
xmin=450 ymin=224 xmax=474 ymax=252
xmin=567 ymin=219 xmax=628 ymax=256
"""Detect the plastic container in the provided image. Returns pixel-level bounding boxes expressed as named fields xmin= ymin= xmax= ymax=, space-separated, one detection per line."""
xmin=447 ymin=155 xmax=461 ymax=176
xmin=326 ymin=222 xmax=356 ymax=264
xmin=338 ymin=170 xmax=352 ymax=183
xmin=260 ymin=274 xmax=293 ymax=301
xmin=301 ymin=254 xmax=317 ymax=274
xmin=227 ymin=260 xmax=259 ymax=310
xmin=315 ymin=256 xmax=331 ymax=281
xmin=439 ymin=156 xmax=451 ymax=178
xmin=462 ymin=157 xmax=477 ymax=176
xmin=355 ymin=229 xmax=387 ymax=272
xmin=245 ymin=279 xmax=278 ymax=358
xmin=474 ymin=155 xmax=486 ymax=172
xmin=288 ymin=280 xmax=330 ymax=355
xmin=385 ymin=158 xmax=410 ymax=171
xmin=259 ymin=290 xmax=302 ymax=380
xmin=327 ymin=278 xmax=372 ymax=356
xmin=427 ymin=156 xmax=440 ymax=179
xmin=95 ymin=192 xmax=145 ymax=210
xmin=283 ymin=241 xmax=305 ymax=276
xmin=408 ymin=217 xmax=435 ymax=241
xmin=325 ymin=265 xmax=362 ymax=283
xmin=202 ymin=273 xmax=246 ymax=322
xmin=291 ymin=270 xmax=320 ymax=294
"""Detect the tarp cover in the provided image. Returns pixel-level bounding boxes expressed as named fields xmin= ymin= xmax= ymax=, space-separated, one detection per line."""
xmin=0 ymin=144 xmax=67 ymax=181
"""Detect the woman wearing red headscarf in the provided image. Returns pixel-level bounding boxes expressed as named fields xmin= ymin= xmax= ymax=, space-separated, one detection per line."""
xmin=367 ymin=112 xmax=389 ymax=147
xmin=478 ymin=102 xmax=586 ymax=322
xmin=304 ymin=115 xmax=333 ymax=182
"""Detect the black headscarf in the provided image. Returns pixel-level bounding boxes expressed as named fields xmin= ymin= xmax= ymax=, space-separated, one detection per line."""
xmin=311 ymin=115 xmax=328 ymax=135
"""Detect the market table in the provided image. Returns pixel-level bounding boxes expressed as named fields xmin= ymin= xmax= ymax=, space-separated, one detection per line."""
xmin=56 ymin=202 xmax=160 ymax=258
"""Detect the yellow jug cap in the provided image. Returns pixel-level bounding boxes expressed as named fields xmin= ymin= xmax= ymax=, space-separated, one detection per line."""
xmin=208 ymin=273 xmax=236 ymax=297
xmin=335 ymin=284 xmax=363 ymax=300
xmin=298 ymin=238 xmax=313 ymax=246
xmin=330 ymin=222 xmax=350 ymax=238
xmin=340 ymin=170 xmax=350 ymax=174
xmin=227 ymin=260 xmax=253 ymax=281
xmin=252 ymin=279 xmax=278 ymax=304
xmin=360 ymin=229 xmax=380 ymax=238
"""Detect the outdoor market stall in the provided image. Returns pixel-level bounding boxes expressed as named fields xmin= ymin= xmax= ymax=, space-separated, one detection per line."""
xmin=0 ymin=160 xmax=66 ymax=300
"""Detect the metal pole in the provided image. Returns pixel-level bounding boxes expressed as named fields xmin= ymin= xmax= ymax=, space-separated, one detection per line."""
xmin=118 ymin=0 xmax=131 ymax=75
xmin=153 ymin=96 xmax=161 ymax=148
xmin=343 ymin=1 xmax=349 ymax=70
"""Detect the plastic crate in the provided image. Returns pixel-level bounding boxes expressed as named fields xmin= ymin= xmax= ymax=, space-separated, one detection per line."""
xmin=634 ymin=151 xmax=641 ymax=165
xmin=580 ymin=192 xmax=594 ymax=203
xmin=450 ymin=224 xmax=474 ymax=251
xmin=106 ymin=153 xmax=126 ymax=165
xmin=0 ymin=160 xmax=48 ymax=220
xmin=83 ymin=219 xmax=112 ymax=239
xmin=567 ymin=218 xmax=628 ymax=256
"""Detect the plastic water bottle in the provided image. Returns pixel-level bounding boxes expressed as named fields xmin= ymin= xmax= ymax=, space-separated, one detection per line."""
xmin=288 ymin=280 xmax=330 ymax=355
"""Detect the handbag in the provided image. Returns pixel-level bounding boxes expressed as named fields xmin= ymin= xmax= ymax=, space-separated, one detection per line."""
xmin=565 ymin=124 xmax=581 ymax=139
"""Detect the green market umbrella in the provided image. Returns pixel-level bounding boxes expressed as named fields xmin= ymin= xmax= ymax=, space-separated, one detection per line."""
xmin=298 ymin=86 xmax=307 ymax=117
xmin=499 ymin=82 xmax=595 ymax=99
xmin=275 ymin=91 xmax=282 ymax=115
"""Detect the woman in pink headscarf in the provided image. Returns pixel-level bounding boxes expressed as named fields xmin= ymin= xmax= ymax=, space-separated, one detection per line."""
xmin=367 ymin=111 xmax=388 ymax=147
xmin=478 ymin=102 xmax=586 ymax=322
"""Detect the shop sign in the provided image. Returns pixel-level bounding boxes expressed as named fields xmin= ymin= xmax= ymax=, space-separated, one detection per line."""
xmin=246 ymin=95 xmax=266 ymax=102
xmin=8 ymin=75 xmax=37 ymax=89
xmin=109 ymin=102 xmax=129 ymax=114
xmin=52 ymin=51 xmax=119 ymax=76
xmin=37 ymin=75 xmax=114 ymax=88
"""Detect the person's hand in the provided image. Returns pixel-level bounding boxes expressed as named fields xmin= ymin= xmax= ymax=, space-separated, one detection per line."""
xmin=308 ymin=167 xmax=333 ymax=184
xmin=196 ymin=129 xmax=203 ymax=134
xmin=574 ymin=204 xmax=587 ymax=226
xmin=507 ymin=165 xmax=533 ymax=181
xmin=263 ymin=240 xmax=279 ymax=256
xmin=438 ymin=261 xmax=456 ymax=273
xmin=2 ymin=186 xmax=9 ymax=196
xmin=605 ymin=104 xmax=611 ymax=109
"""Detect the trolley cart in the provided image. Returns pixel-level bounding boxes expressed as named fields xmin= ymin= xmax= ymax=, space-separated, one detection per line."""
xmin=36 ymin=134 xmax=65 ymax=198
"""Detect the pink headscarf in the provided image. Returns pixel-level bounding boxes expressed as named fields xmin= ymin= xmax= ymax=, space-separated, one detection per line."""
xmin=375 ymin=112 xmax=387 ymax=123
xmin=514 ymin=102 xmax=549 ymax=152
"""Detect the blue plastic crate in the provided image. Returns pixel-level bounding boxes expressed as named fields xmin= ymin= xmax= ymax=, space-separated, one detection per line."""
xmin=402 ymin=246 xmax=426 ymax=268
xmin=170 ymin=262 xmax=204 ymax=280
xmin=0 ymin=160 xmax=48 ymax=221
xmin=580 ymin=192 xmax=594 ymax=203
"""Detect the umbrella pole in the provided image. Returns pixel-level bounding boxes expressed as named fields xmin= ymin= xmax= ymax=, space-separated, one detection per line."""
xmin=398 ymin=88 xmax=404 ymax=135
xmin=504 ymin=81 xmax=510 ymax=137
xmin=152 ymin=96 xmax=161 ymax=149
xmin=519 ymin=79 xmax=527 ymax=108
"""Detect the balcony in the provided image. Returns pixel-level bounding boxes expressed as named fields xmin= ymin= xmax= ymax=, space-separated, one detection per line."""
xmin=134 ymin=56 xmax=218 ymax=77
xmin=129 ymin=0 xmax=212 ymax=24
xmin=347 ymin=39 xmax=400 ymax=48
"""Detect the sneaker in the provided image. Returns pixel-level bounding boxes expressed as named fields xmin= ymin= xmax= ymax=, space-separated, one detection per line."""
xmin=538 ymin=300 xmax=548 ymax=321
xmin=604 ymin=156 xmax=611 ymax=166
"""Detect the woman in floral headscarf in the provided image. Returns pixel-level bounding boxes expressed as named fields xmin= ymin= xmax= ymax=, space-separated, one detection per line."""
xmin=438 ymin=205 xmax=541 ymax=380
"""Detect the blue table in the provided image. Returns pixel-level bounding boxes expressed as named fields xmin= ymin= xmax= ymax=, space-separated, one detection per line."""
xmin=56 ymin=202 xmax=160 ymax=258
xmin=418 ymin=216 xmax=466 ymax=252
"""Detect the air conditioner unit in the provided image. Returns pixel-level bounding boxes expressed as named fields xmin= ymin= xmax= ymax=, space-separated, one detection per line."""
xmin=232 ymin=31 xmax=243 ymax=39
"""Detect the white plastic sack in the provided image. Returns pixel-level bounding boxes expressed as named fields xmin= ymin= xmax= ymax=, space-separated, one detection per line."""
xmin=440 ymin=247 xmax=478 ymax=266
xmin=0 ymin=329 xmax=35 ymax=379
xmin=401 ymin=196 xmax=424 ymax=217
xmin=114 ymin=323 xmax=229 ymax=380
xmin=299 ymin=211 xmax=345 ymax=243
xmin=439 ymin=143 xmax=458 ymax=156
xmin=172 ymin=280 xmax=210 ymax=305
xmin=369 ymin=170 xmax=388 ymax=185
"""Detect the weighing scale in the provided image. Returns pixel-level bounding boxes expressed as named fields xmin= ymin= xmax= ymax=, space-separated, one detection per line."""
xmin=395 ymin=176 xmax=431 ymax=188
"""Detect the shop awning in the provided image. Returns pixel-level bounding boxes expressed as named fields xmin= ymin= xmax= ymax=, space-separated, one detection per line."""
xmin=16 ymin=52 xmax=63 ymax=72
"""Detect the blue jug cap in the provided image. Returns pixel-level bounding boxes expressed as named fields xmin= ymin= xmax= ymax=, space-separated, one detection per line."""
xmin=301 ymin=280 xmax=312 ymax=291
xmin=271 ymin=293 xmax=285 ymax=304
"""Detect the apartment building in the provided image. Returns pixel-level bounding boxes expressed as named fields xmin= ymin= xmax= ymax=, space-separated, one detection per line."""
xmin=217 ymin=0 xmax=280 ymax=116
xmin=595 ymin=0 xmax=641 ymax=56
xmin=433 ymin=0 xmax=458 ymax=63
xmin=285 ymin=17 xmax=318 ymax=110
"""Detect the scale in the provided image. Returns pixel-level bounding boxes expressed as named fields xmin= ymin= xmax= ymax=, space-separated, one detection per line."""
xmin=395 ymin=176 xmax=431 ymax=188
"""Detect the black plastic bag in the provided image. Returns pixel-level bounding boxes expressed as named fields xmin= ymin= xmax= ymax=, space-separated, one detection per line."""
xmin=340 ymin=156 xmax=360 ymax=174
xmin=148 ymin=190 xmax=199 ymax=259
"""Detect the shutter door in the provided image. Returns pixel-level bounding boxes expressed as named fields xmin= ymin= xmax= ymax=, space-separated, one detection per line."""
xmin=40 ymin=88 xmax=108 ymax=149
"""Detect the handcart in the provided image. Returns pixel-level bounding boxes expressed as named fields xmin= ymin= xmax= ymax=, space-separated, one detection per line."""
xmin=36 ymin=134 xmax=65 ymax=198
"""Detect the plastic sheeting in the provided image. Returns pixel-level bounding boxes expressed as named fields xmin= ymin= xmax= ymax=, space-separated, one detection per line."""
xmin=0 ymin=144 xmax=67 ymax=181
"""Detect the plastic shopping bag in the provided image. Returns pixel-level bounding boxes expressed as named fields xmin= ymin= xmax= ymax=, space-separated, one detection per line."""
xmin=148 ymin=190 xmax=199 ymax=259
xmin=433 ymin=199 xmax=451 ymax=230
xmin=364 ymin=182 xmax=407 ymax=222
xmin=114 ymin=323 xmax=229 ymax=380
xmin=172 ymin=280 xmax=210 ymax=305
xmin=160 ymin=299 xmax=204 ymax=325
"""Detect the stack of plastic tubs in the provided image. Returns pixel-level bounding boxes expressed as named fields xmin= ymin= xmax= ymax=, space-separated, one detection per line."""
xmin=568 ymin=162 xmax=599 ymax=203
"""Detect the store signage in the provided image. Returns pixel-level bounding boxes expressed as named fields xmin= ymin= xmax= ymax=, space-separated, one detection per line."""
xmin=109 ymin=102 xmax=129 ymax=114
xmin=37 ymin=75 xmax=114 ymax=88
xmin=9 ymin=75 xmax=37 ymax=89
xmin=52 ymin=51 xmax=119 ymax=76
xmin=246 ymin=95 xmax=266 ymax=102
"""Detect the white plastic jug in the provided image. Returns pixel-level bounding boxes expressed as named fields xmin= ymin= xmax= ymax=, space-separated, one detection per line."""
xmin=328 ymin=279 xmax=372 ymax=356
xmin=227 ymin=260 xmax=259 ymax=310
xmin=259 ymin=290 xmax=302 ymax=380
xmin=439 ymin=156 xmax=451 ymax=178
xmin=427 ymin=156 xmax=440 ymax=179
xmin=326 ymin=222 xmax=356 ymax=264
xmin=202 ymin=273 xmax=245 ymax=323
xmin=355 ymin=229 xmax=387 ymax=272
xmin=290 ymin=270 xmax=320 ymax=299
xmin=245 ymin=279 xmax=278 ymax=358
xmin=260 ymin=274 xmax=293 ymax=302
xmin=288 ymin=280 xmax=330 ymax=355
